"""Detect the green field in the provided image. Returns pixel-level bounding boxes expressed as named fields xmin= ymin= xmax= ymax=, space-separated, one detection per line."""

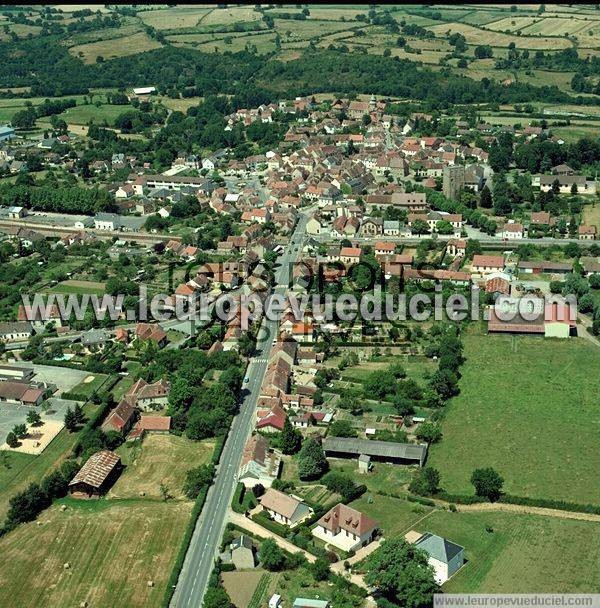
xmin=47 ymin=279 xmax=107 ymax=295
xmin=0 ymin=499 xmax=191 ymax=608
xmin=351 ymin=492 xmax=600 ymax=592
xmin=428 ymin=330 xmax=600 ymax=505
xmin=69 ymin=373 xmax=110 ymax=398
xmin=0 ymin=402 xmax=99 ymax=521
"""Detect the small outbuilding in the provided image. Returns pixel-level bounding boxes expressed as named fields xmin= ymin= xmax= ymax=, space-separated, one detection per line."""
xmin=68 ymin=450 xmax=121 ymax=498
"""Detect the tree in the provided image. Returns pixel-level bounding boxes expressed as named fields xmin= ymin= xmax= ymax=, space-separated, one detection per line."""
xmin=13 ymin=423 xmax=27 ymax=439
xmin=6 ymin=431 xmax=19 ymax=448
xmin=363 ymin=369 xmax=396 ymax=400
xmin=364 ymin=537 xmax=438 ymax=608
xmin=479 ymin=186 xmax=493 ymax=208
xmin=328 ymin=419 xmax=357 ymax=438
xmin=64 ymin=407 xmax=78 ymax=432
xmin=411 ymin=219 xmax=430 ymax=235
xmin=415 ymin=422 xmax=442 ymax=443
xmin=260 ymin=538 xmax=286 ymax=571
xmin=204 ymin=586 xmax=232 ymax=608
xmin=298 ymin=438 xmax=328 ymax=480
xmin=435 ymin=220 xmax=454 ymax=235
xmin=26 ymin=410 xmax=42 ymax=426
xmin=311 ymin=557 xmax=331 ymax=581
xmin=183 ymin=463 xmax=214 ymax=499
xmin=409 ymin=466 xmax=440 ymax=496
xmin=471 ymin=467 xmax=504 ymax=501
xmin=280 ymin=418 xmax=302 ymax=455
xmin=474 ymin=45 xmax=493 ymax=59
xmin=322 ymin=471 xmax=365 ymax=502
xmin=549 ymin=280 xmax=563 ymax=294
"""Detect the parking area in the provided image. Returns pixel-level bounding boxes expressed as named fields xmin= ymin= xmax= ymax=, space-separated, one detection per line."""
xmin=0 ymin=398 xmax=76 ymax=449
xmin=4 ymin=363 xmax=91 ymax=394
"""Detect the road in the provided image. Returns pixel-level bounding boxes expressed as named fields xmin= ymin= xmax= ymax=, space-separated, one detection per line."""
xmin=170 ymin=213 xmax=308 ymax=608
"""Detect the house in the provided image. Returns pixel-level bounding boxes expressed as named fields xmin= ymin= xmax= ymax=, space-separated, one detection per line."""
xmin=0 ymin=321 xmax=33 ymax=342
xmin=446 ymin=239 xmax=466 ymax=257
xmin=412 ymin=532 xmax=465 ymax=584
xmin=293 ymin=600 xmax=329 ymax=608
xmin=18 ymin=304 xmax=63 ymax=331
xmin=323 ymin=436 xmax=427 ymax=466
xmin=127 ymin=378 xmax=170 ymax=411
xmin=361 ymin=217 xmax=383 ymax=237
xmin=259 ymin=488 xmax=311 ymax=525
xmin=374 ymin=241 xmax=396 ymax=257
xmin=312 ymin=503 xmax=378 ymax=551
xmin=529 ymin=211 xmax=553 ymax=226
xmin=80 ymin=329 xmax=109 ymax=350
xmin=256 ymin=404 xmax=287 ymax=432
xmin=339 ymin=246 xmax=361 ymax=266
xmin=230 ymin=535 xmax=256 ymax=569
xmin=68 ymin=450 xmax=121 ymax=498
xmin=135 ymin=323 xmax=167 ymax=347
xmin=0 ymin=125 xmax=16 ymax=142
xmin=471 ymin=255 xmax=504 ymax=274
xmin=500 ymin=222 xmax=525 ymax=240
xmin=101 ymin=400 xmax=137 ymax=434
xmin=580 ymin=256 xmax=600 ymax=277
xmin=579 ymin=225 xmax=596 ymax=240
xmin=94 ymin=213 xmax=121 ymax=231
xmin=0 ymin=380 xmax=45 ymax=406
xmin=390 ymin=192 xmax=428 ymax=212
xmin=551 ymin=163 xmax=574 ymax=175
xmin=487 ymin=298 xmax=576 ymax=338
xmin=239 ymin=434 xmax=281 ymax=489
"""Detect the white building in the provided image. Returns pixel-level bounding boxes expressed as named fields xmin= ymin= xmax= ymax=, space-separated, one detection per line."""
xmin=259 ymin=488 xmax=311 ymax=526
xmin=413 ymin=532 xmax=465 ymax=584
xmin=312 ymin=503 xmax=378 ymax=552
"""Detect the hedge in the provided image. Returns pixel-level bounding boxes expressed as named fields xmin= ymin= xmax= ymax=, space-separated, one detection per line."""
xmin=231 ymin=482 xmax=248 ymax=514
xmin=251 ymin=511 xmax=289 ymax=537
xmin=161 ymin=431 xmax=229 ymax=606
xmin=499 ymin=494 xmax=600 ymax=515
xmin=406 ymin=494 xmax=436 ymax=507
xmin=161 ymin=485 xmax=209 ymax=608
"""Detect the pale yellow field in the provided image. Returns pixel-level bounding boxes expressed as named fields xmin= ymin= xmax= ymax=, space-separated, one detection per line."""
xmin=485 ymin=16 xmax=540 ymax=32
xmin=202 ymin=6 xmax=259 ymax=26
xmin=139 ymin=7 xmax=212 ymax=30
xmin=109 ymin=434 xmax=215 ymax=501
xmin=196 ymin=32 xmax=276 ymax=55
xmin=583 ymin=204 xmax=600 ymax=230
xmin=520 ymin=17 xmax=600 ymax=47
xmin=427 ymin=21 xmax=574 ymax=49
xmin=68 ymin=32 xmax=163 ymax=64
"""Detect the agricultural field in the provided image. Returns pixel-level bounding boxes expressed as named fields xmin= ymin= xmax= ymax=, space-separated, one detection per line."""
xmin=110 ymin=435 xmax=215 ymax=501
xmin=0 ymin=499 xmax=191 ymax=608
xmin=139 ymin=7 xmax=213 ymax=30
xmin=352 ymin=492 xmax=600 ymax=593
xmin=195 ymin=32 xmax=277 ymax=55
xmin=426 ymin=22 xmax=574 ymax=50
xmin=68 ymin=32 xmax=163 ymax=64
xmin=428 ymin=330 xmax=600 ymax=505
xmin=47 ymin=279 xmax=107 ymax=295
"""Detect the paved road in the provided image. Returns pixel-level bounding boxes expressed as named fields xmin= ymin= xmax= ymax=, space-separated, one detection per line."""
xmin=170 ymin=214 xmax=308 ymax=608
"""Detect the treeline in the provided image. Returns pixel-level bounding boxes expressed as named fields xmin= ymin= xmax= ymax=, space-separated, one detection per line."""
xmin=0 ymin=183 xmax=116 ymax=214
xmin=2 ymin=35 xmax=598 ymax=107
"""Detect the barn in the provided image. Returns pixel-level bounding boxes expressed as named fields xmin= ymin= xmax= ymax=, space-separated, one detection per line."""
xmin=68 ymin=450 xmax=121 ymax=498
xmin=322 ymin=437 xmax=427 ymax=467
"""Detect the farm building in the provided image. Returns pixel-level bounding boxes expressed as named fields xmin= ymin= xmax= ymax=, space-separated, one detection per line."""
xmin=322 ymin=437 xmax=427 ymax=467
xmin=68 ymin=450 xmax=121 ymax=498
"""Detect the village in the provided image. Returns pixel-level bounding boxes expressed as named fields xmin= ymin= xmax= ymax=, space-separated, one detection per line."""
xmin=0 ymin=84 xmax=599 ymax=608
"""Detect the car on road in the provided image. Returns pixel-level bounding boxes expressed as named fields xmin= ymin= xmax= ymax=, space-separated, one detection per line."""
xmin=244 ymin=377 xmax=249 ymax=384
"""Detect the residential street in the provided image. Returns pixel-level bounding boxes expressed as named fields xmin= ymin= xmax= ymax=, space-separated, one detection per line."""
xmin=170 ymin=214 xmax=309 ymax=608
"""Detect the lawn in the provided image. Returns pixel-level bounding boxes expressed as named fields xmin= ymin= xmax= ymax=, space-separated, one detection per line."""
xmin=139 ymin=7 xmax=212 ymax=30
xmin=56 ymin=104 xmax=129 ymax=126
xmin=417 ymin=509 xmax=600 ymax=593
xmin=110 ymin=435 xmax=215 ymax=500
xmin=582 ymin=203 xmax=600 ymax=229
xmin=0 ymin=402 xmax=99 ymax=521
xmin=327 ymin=458 xmax=414 ymax=496
xmin=69 ymin=373 xmax=110 ymax=398
xmin=47 ymin=279 xmax=107 ymax=295
xmin=428 ymin=330 xmax=600 ymax=504
xmin=0 ymin=499 xmax=191 ymax=608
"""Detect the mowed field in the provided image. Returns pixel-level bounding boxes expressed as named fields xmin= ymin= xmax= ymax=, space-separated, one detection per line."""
xmin=0 ymin=500 xmax=191 ymax=608
xmin=0 ymin=432 xmax=216 ymax=607
xmin=428 ymin=330 xmax=600 ymax=504
xmin=583 ymin=203 xmax=600 ymax=229
xmin=351 ymin=493 xmax=600 ymax=592
xmin=110 ymin=434 xmax=215 ymax=500
xmin=68 ymin=32 xmax=163 ymax=64
xmin=47 ymin=279 xmax=107 ymax=295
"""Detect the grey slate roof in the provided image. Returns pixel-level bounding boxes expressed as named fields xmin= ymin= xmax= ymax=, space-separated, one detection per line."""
xmin=415 ymin=532 xmax=463 ymax=564
xmin=322 ymin=436 xmax=427 ymax=464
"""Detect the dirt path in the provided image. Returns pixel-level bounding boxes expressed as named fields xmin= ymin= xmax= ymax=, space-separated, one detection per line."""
xmin=454 ymin=501 xmax=600 ymax=523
